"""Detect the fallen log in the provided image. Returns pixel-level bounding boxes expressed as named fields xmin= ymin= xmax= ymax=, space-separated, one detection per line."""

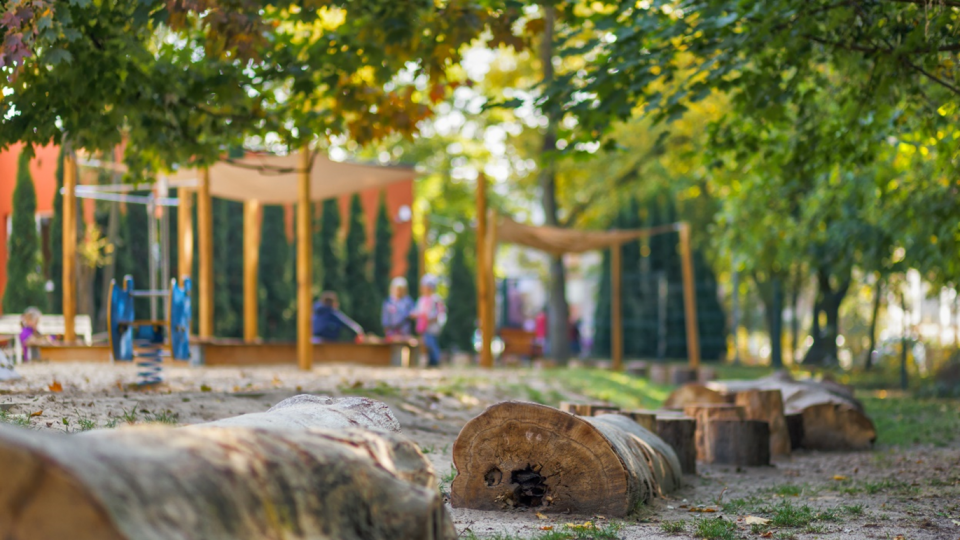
xmin=596 ymin=410 xmax=657 ymax=432
xmin=704 ymin=419 xmax=771 ymax=466
xmin=707 ymin=372 xmax=876 ymax=450
xmin=734 ymin=389 xmax=791 ymax=457
xmin=451 ymin=402 xmax=681 ymax=517
xmin=0 ymin=395 xmax=454 ymax=540
xmin=559 ymin=402 xmax=620 ymax=416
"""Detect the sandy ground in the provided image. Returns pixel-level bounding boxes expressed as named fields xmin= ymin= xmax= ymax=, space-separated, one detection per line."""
xmin=2 ymin=362 xmax=959 ymax=540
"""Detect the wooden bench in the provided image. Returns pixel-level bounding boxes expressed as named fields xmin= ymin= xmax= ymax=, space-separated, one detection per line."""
xmin=0 ymin=315 xmax=93 ymax=363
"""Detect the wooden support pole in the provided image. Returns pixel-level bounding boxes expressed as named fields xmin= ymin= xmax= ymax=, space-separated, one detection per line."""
xmin=678 ymin=222 xmax=700 ymax=369
xmin=62 ymin=152 xmax=77 ymax=343
xmin=611 ymin=243 xmax=623 ymax=371
xmin=198 ymin=169 xmax=214 ymax=338
xmin=477 ymin=175 xmax=493 ymax=369
xmin=178 ymin=188 xmax=193 ymax=283
xmin=484 ymin=209 xmax=497 ymax=369
xmin=297 ymin=145 xmax=312 ymax=371
xmin=243 ymin=200 xmax=261 ymax=343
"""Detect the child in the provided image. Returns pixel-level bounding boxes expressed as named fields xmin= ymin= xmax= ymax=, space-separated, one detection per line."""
xmin=312 ymin=292 xmax=365 ymax=343
xmin=381 ymin=277 xmax=415 ymax=340
xmin=414 ymin=274 xmax=446 ymax=367
xmin=19 ymin=307 xmax=51 ymax=363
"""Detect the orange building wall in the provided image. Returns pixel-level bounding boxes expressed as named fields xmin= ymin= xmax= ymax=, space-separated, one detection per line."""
xmin=0 ymin=143 xmax=60 ymax=309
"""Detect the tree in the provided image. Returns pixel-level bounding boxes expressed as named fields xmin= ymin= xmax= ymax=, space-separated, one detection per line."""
xmin=259 ymin=205 xmax=295 ymax=341
xmin=440 ymin=233 xmax=477 ymax=352
xmin=48 ymin=148 xmax=65 ymax=314
xmin=406 ymin=240 xmax=421 ymax=302
xmin=213 ymin=199 xmax=243 ymax=338
xmin=319 ymin=198 xmax=343 ymax=294
xmin=373 ymin=193 xmax=393 ymax=300
xmin=3 ymin=148 xmax=47 ymax=313
xmin=343 ymin=194 xmax=378 ymax=332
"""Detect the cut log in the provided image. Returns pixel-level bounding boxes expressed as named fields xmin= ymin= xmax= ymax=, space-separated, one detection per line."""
xmin=707 ymin=372 xmax=876 ymax=450
xmin=734 ymin=389 xmax=791 ymax=457
xmin=450 ymin=402 xmax=681 ymax=517
xmin=697 ymin=367 xmax=718 ymax=384
xmin=669 ymin=366 xmax=698 ymax=386
xmin=704 ymin=419 xmax=771 ymax=466
xmin=664 ymin=383 xmax=728 ymax=409
xmin=559 ymin=402 xmax=620 ymax=416
xmin=655 ymin=416 xmax=697 ymax=475
xmin=785 ymin=413 xmax=804 ymax=450
xmin=0 ymin=395 xmax=454 ymax=540
xmin=625 ymin=360 xmax=650 ymax=377
xmin=649 ymin=364 xmax=670 ymax=385
xmin=683 ymin=404 xmax=746 ymax=462
xmin=596 ymin=410 xmax=657 ymax=432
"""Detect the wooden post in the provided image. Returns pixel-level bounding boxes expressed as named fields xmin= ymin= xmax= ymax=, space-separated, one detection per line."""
xmin=198 ymin=169 xmax=214 ymax=338
xmin=484 ymin=209 xmax=497 ymax=369
xmin=178 ymin=188 xmax=193 ymax=282
xmin=611 ymin=243 xmax=623 ymax=371
xmin=243 ymin=200 xmax=261 ymax=343
xmin=678 ymin=222 xmax=700 ymax=369
xmin=297 ymin=145 xmax=312 ymax=371
xmin=477 ymin=175 xmax=493 ymax=369
xmin=62 ymin=152 xmax=77 ymax=342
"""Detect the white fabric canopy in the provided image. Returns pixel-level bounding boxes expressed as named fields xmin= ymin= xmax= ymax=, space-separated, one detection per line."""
xmin=167 ymin=153 xmax=414 ymax=204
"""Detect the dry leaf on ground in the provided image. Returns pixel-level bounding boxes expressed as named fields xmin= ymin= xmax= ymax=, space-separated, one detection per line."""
xmin=745 ymin=516 xmax=771 ymax=525
xmin=48 ymin=381 xmax=62 ymax=392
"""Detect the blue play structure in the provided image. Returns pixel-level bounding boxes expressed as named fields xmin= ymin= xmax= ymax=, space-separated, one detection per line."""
xmin=108 ymin=275 xmax=191 ymax=385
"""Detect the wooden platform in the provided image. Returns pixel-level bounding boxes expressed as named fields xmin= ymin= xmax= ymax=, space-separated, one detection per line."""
xmin=36 ymin=340 xmax=417 ymax=368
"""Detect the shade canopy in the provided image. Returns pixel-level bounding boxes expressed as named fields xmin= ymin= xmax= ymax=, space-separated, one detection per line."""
xmin=167 ymin=153 xmax=414 ymax=204
xmin=494 ymin=216 xmax=681 ymax=256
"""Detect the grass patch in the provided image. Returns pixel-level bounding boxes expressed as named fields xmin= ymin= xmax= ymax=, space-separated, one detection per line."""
xmin=659 ymin=520 xmax=686 ymax=534
xmin=540 ymin=368 xmax=671 ymax=409
xmin=721 ymin=496 xmax=764 ymax=513
xmin=692 ymin=517 xmax=738 ymax=540
xmin=842 ymin=503 xmax=864 ymax=516
xmin=0 ymin=409 xmax=30 ymax=428
xmin=862 ymin=394 xmax=960 ymax=447
xmin=768 ymin=501 xmax=817 ymax=528
xmin=438 ymin=464 xmax=457 ymax=494
xmin=148 ymin=410 xmax=179 ymax=425
xmin=461 ymin=522 xmax=621 ymax=540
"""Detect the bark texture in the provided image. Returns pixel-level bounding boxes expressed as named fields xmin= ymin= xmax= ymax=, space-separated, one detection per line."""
xmin=655 ymin=417 xmax=697 ymax=475
xmin=704 ymin=419 xmax=771 ymax=466
xmin=683 ymin=404 xmax=746 ymax=462
xmin=734 ymin=389 xmax=791 ymax=457
xmin=451 ymin=402 xmax=681 ymax=517
xmin=0 ymin=395 xmax=454 ymax=540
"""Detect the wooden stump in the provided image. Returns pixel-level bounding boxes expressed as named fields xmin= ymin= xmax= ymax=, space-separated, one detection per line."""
xmin=785 ymin=413 xmax=804 ymax=450
xmin=704 ymin=419 xmax=771 ymax=466
xmin=625 ymin=360 xmax=649 ymax=377
xmin=559 ymin=402 xmax=620 ymax=416
xmin=696 ymin=367 xmax=718 ymax=384
xmin=596 ymin=410 xmax=657 ymax=432
xmin=664 ymin=384 xmax=728 ymax=409
xmin=684 ymin=404 xmax=746 ymax=462
xmin=669 ymin=366 xmax=698 ymax=386
xmin=450 ymin=402 xmax=681 ymax=517
xmin=0 ymin=396 xmax=454 ymax=540
xmin=649 ymin=364 xmax=670 ymax=385
xmin=734 ymin=389 xmax=791 ymax=457
xmin=800 ymin=403 xmax=876 ymax=451
xmin=655 ymin=416 xmax=697 ymax=475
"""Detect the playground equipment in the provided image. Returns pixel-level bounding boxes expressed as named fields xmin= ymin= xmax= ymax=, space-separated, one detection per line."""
xmin=109 ymin=275 xmax=191 ymax=385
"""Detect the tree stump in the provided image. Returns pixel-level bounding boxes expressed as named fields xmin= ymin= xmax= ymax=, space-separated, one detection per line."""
xmin=0 ymin=395 xmax=454 ymax=540
xmin=649 ymin=364 xmax=670 ymax=385
xmin=734 ymin=389 xmax=791 ymax=457
xmin=450 ymin=402 xmax=681 ymax=517
xmin=596 ymin=410 xmax=657 ymax=432
xmin=669 ymin=366 xmax=698 ymax=386
xmin=655 ymin=416 xmax=697 ymax=475
xmin=625 ymin=360 xmax=649 ymax=377
xmin=664 ymin=384 xmax=728 ymax=409
xmin=785 ymin=413 xmax=804 ymax=450
xmin=559 ymin=402 xmax=620 ymax=416
xmin=683 ymin=404 xmax=746 ymax=462
xmin=800 ymin=403 xmax=876 ymax=451
xmin=704 ymin=419 xmax=771 ymax=466
xmin=696 ymin=367 xmax=718 ymax=384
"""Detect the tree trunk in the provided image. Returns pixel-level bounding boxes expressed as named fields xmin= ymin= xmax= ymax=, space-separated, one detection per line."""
xmin=0 ymin=395 xmax=454 ymax=540
xmin=753 ymin=272 xmax=785 ymax=368
xmin=539 ymin=5 xmax=570 ymax=363
xmin=803 ymin=267 xmax=851 ymax=366
xmin=450 ymin=402 xmax=681 ymax=517
xmin=900 ymin=291 xmax=909 ymax=391
xmin=789 ymin=268 xmax=802 ymax=364
xmin=863 ymin=276 xmax=883 ymax=370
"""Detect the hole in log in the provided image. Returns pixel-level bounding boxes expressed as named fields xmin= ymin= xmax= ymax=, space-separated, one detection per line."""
xmin=484 ymin=468 xmax=502 ymax=486
xmin=511 ymin=466 xmax=547 ymax=507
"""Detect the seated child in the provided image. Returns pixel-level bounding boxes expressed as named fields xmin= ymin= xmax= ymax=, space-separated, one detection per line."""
xmin=311 ymin=292 xmax=365 ymax=343
xmin=19 ymin=307 xmax=51 ymax=362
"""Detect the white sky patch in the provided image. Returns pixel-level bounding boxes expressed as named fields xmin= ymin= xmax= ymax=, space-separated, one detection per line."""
xmin=462 ymin=47 xmax=496 ymax=81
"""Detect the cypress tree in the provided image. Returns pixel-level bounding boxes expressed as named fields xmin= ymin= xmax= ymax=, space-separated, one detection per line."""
xmin=406 ymin=239 xmax=420 ymax=301
xmin=592 ymin=247 xmax=612 ymax=358
xmin=48 ymin=148 xmax=65 ymax=313
xmin=213 ymin=198 xmax=243 ymax=337
xmin=372 ymin=192 xmax=393 ymax=301
xmin=259 ymin=205 xmax=294 ymax=341
xmin=3 ymin=148 xmax=47 ymax=312
xmin=342 ymin=194 xmax=378 ymax=331
xmin=319 ymin=198 xmax=343 ymax=294
xmin=122 ymin=193 xmax=151 ymax=315
xmin=440 ymin=233 xmax=476 ymax=352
